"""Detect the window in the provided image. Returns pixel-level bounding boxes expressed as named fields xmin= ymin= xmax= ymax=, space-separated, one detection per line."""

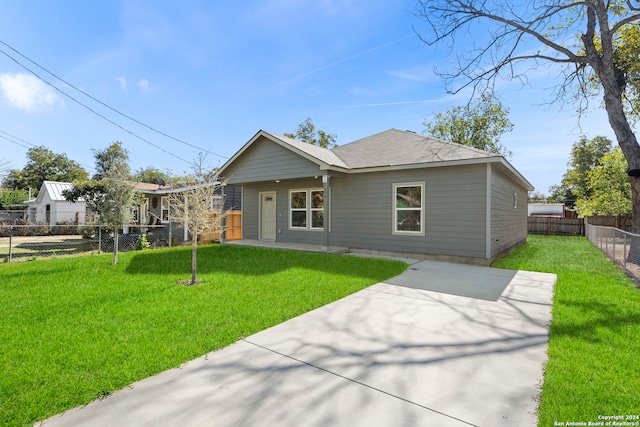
xmin=161 ymin=196 xmax=170 ymax=222
xmin=393 ymin=182 xmax=425 ymax=235
xmin=290 ymin=189 xmax=324 ymax=230
xmin=211 ymin=195 xmax=224 ymax=211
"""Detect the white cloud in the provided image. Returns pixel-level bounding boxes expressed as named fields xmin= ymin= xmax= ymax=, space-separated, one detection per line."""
xmin=0 ymin=73 xmax=64 ymax=112
xmin=386 ymin=66 xmax=435 ymax=82
xmin=136 ymin=78 xmax=150 ymax=93
xmin=116 ymin=76 xmax=127 ymax=90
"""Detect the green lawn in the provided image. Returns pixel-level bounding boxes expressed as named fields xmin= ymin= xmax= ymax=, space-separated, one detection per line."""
xmin=0 ymin=245 xmax=407 ymax=426
xmin=492 ymin=235 xmax=640 ymax=425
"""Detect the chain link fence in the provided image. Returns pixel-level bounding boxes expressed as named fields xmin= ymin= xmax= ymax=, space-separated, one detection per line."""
xmin=0 ymin=224 xmax=172 ymax=263
xmin=585 ymin=223 xmax=640 ymax=283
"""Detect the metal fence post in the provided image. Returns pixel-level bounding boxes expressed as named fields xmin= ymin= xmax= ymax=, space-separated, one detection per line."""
xmin=624 ymin=232 xmax=628 ymax=269
xmin=613 ymin=229 xmax=617 ymax=263
xmin=8 ymin=225 xmax=13 ymax=262
xmin=98 ymin=226 xmax=102 ymax=253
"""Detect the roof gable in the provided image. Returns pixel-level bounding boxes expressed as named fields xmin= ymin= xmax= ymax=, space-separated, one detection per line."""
xmin=37 ymin=181 xmax=75 ymax=202
xmin=218 ymin=130 xmax=348 ymax=177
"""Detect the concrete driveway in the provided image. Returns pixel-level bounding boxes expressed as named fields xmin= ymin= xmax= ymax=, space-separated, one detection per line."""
xmin=39 ymin=260 xmax=556 ymax=427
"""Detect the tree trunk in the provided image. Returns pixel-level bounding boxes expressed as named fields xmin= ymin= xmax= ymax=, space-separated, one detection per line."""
xmin=113 ymin=230 xmax=119 ymax=265
xmin=191 ymin=236 xmax=197 ymax=285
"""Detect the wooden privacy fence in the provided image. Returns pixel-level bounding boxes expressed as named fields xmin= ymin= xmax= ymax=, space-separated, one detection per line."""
xmin=584 ymin=215 xmax=632 ymax=232
xmin=528 ymin=217 xmax=585 ymax=236
xmin=201 ymin=210 xmax=242 ymax=244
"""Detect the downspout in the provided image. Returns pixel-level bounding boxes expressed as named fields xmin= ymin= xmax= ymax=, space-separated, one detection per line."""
xmin=485 ymin=163 xmax=492 ymax=259
xmin=323 ymin=174 xmax=330 ymax=251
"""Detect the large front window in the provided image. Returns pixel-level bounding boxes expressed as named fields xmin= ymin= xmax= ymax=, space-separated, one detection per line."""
xmin=393 ymin=182 xmax=425 ymax=235
xmin=290 ymin=189 xmax=324 ymax=230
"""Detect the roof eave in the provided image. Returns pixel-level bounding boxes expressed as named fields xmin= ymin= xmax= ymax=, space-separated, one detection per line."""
xmin=344 ymin=156 xmax=534 ymax=191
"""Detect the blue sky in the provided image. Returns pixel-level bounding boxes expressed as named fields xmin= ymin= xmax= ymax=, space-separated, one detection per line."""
xmin=0 ymin=0 xmax=621 ymax=194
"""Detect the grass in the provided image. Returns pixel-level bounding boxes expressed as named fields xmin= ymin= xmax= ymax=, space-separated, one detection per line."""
xmin=0 ymin=244 xmax=407 ymax=426
xmin=492 ymin=235 xmax=640 ymax=425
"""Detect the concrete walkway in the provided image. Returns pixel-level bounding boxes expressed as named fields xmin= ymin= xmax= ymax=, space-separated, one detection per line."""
xmin=39 ymin=260 xmax=556 ymax=427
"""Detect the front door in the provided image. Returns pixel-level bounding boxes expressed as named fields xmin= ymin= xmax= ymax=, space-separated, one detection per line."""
xmin=260 ymin=192 xmax=276 ymax=240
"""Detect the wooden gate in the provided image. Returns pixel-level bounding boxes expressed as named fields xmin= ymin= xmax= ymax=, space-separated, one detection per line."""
xmin=200 ymin=210 xmax=242 ymax=244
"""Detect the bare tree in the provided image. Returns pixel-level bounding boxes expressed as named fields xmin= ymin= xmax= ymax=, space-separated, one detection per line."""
xmin=414 ymin=0 xmax=640 ymax=230
xmin=169 ymin=157 xmax=227 ymax=285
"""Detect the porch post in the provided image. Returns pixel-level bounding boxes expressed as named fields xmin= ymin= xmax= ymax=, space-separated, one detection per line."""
xmin=323 ymin=174 xmax=330 ymax=251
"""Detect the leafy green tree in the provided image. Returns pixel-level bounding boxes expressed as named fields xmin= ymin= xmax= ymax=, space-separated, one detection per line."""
xmin=2 ymin=146 xmax=88 ymax=194
xmin=528 ymin=191 xmax=547 ymax=203
xmin=92 ymin=141 xmax=129 ymax=180
xmin=284 ymin=118 xmax=337 ymax=149
xmin=64 ymin=142 xmax=141 ymax=265
xmin=135 ymin=166 xmax=171 ymax=185
xmin=414 ymin=1 xmax=640 ymax=231
xmin=0 ymin=188 xmax=29 ymax=209
xmin=99 ymin=161 xmax=140 ymax=265
xmin=422 ymin=95 xmax=513 ymax=157
xmin=588 ymin=23 xmax=640 ymax=123
xmin=549 ymin=136 xmax=613 ymax=207
xmin=575 ymin=148 xmax=631 ymax=216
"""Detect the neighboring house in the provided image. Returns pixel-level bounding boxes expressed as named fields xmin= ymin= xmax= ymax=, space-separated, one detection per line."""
xmin=26 ymin=181 xmax=87 ymax=225
xmin=133 ymin=182 xmax=242 ymax=226
xmin=218 ymin=129 xmax=534 ymax=263
xmin=528 ymin=203 xmax=566 ymax=218
xmin=132 ymin=181 xmax=242 ymax=242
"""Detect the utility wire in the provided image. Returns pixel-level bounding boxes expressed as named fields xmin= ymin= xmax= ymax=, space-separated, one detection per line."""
xmin=0 ymin=129 xmax=37 ymax=148
xmin=0 ymin=132 xmax=32 ymax=149
xmin=0 ymin=39 xmax=229 ymax=163
xmin=0 ymin=45 xmax=193 ymax=164
xmin=1 ymin=39 xmax=227 ymax=160
xmin=0 ymin=129 xmax=95 ymax=172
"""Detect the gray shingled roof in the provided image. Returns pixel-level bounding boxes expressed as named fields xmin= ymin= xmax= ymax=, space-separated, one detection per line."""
xmin=332 ymin=128 xmax=498 ymax=169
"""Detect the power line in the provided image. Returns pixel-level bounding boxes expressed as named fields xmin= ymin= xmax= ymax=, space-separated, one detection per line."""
xmin=0 ymin=132 xmax=32 ymax=149
xmin=0 ymin=46 xmax=192 ymax=164
xmin=0 ymin=129 xmax=95 ymax=172
xmin=0 ymin=129 xmax=36 ymax=149
xmin=0 ymin=39 xmax=228 ymax=163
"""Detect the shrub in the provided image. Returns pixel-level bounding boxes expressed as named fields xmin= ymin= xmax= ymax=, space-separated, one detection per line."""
xmin=134 ymin=234 xmax=150 ymax=251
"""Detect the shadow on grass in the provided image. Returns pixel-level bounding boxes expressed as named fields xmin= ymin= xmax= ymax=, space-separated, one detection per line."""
xmin=551 ymin=299 xmax=640 ymax=342
xmin=125 ymin=244 xmax=407 ymax=281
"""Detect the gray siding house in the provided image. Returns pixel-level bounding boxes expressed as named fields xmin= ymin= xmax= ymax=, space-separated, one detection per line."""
xmin=218 ymin=129 xmax=533 ymax=264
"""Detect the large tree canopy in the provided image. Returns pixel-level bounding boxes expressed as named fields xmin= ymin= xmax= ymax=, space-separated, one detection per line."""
xmin=549 ymin=135 xmax=613 ymax=206
xmin=423 ymin=94 xmax=513 ymax=157
xmin=284 ymin=118 xmax=337 ymax=149
xmin=415 ymin=0 xmax=640 ymax=229
xmin=2 ymin=146 xmax=88 ymax=194
xmin=575 ymin=147 xmax=631 ymax=216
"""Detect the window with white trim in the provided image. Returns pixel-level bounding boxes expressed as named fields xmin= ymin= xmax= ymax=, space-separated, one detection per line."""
xmin=289 ymin=189 xmax=324 ymax=230
xmin=161 ymin=196 xmax=170 ymax=222
xmin=393 ymin=182 xmax=425 ymax=235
